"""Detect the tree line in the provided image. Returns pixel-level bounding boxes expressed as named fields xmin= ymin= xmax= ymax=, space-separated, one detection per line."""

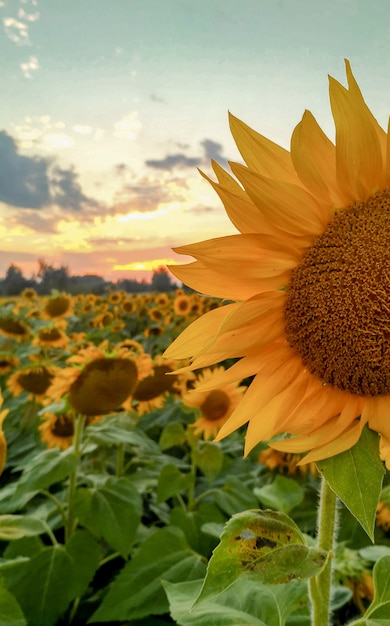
xmin=0 ymin=260 xmax=179 ymax=296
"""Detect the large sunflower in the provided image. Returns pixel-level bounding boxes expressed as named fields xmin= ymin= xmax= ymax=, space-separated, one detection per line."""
xmin=165 ymin=61 xmax=390 ymax=467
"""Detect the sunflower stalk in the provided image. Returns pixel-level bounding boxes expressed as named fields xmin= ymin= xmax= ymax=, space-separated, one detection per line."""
xmin=65 ymin=412 xmax=86 ymax=543
xmin=309 ymin=476 xmax=339 ymax=626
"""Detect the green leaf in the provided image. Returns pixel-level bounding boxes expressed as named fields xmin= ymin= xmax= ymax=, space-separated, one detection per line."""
xmin=159 ymin=422 xmax=187 ymax=450
xmin=14 ymin=448 xmax=78 ymax=495
xmin=317 ymin=425 xmax=385 ymax=541
xmin=66 ymin=530 xmax=101 ymax=598
xmin=195 ymin=509 xmax=328 ymax=604
xmin=212 ymin=476 xmax=259 ymax=516
xmin=89 ymin=526 xmax=206 ymax=623
xmin=7 ymin=545 xmax=76 ymax=626
xmin=0 ymin=515 xmax=48 ymax=540
xmin=157 ymin=464 xmax=194 ymax=503
xmin=0 ymin=585 xmax=26 ymax=626
xmin=164 ymin=577 xmax=308 ymax=626
xmin=192 ymin=442 xmax=224 ymax=481
xmin=364 ymin=555 xmax=390 ymax=619
xmin=254 ymin=476 xmax=304 ymax=514
xmin=73 ymin=476 xmax=142 ymax=557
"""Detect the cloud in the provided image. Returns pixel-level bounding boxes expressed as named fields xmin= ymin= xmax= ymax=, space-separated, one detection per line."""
xmin=145 ymin=154 xmax=202 ymax=170
xmin=20 ymin=54 xmax=39 ymax=78
xmin=3 ymin=16 xmax=30 ymax=45
xmin=113 ymin=176 xmax=187 ymax=213
xmin=145 ymin=138 xmax=229 ymax=171
xmin=51 ymin=167 xmax=99 ymax=212
xmin=0 ymin=130 xmax=102 ymax=217
xmin=0 ymin=131 xmax=51 ymax=208
xmin=113 ymin=112 xmax=142 ymax=140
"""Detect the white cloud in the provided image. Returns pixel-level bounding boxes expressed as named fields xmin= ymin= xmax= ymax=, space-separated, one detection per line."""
xmin=113 ymin=111 xmax=142 ymax=140
xmin=3 ymin=16 xmax=30 ymax=45
xmin=73 ymin=124 xmax=93 ymax=135
xmin=42 ymin=133 xmax=75 ymax=149
xmin=20 ymin=54 xmax=39 ymax=78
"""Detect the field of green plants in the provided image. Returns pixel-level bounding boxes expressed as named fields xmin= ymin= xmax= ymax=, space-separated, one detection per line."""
xmin=0 ymin=289 xmax=389 ymax=626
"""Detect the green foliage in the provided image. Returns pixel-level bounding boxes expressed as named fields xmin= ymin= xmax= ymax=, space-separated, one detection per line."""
xmin=317 ymin=426 xmax=385 ymax=541
xmin=0 ymin=291 xmax=388 ymax=625
xmin=194 ymin=509 xmax=328 ymax=604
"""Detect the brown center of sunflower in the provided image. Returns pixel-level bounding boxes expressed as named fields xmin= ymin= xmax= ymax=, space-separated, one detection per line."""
xmin=133 ymin=365 xmax=177 ymax=401
xmin=200 ymin=389 xmax=230 ymax=421
xmin=52 ymin=415 xmax=74 ymax=437
xmin=68 ymin=358 xmax=138 ymax=415
xmin=18 ymin=367 xmax=54 ymax=394
xmin=44 ymin=295 xmax=72 ymax=317
xmin=285 ymin=188 xmax=390 ymax=396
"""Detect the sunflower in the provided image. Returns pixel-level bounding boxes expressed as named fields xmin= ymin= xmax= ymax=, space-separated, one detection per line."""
xmin=38 ymin=410 xmax=101 ymax=449
xmin=0 ymin=316 xmax=30 ymax=341
xmin=45 ymin=343 xmax=153 ymax=416
xmin=132 ymin=356 xmax=183 ymax=416
xmin=0 ymin=352 xmax=20 ymax=375
xmin=42 ymin=293 xmax=73 ymax=319
xmin=173 ymin=294 xmax=193 ymax=317
xmin=32 ymin=326 xmax=69 ymax=349
xmin=165 ymin=61 xmax=390 ymax=467
xmin=21 ymin=287 xmax=38 ymax=300
xmin=258 ymin=448 xmax=317 ymax=477
xmin=8 ymin=363 xmax=58 ymax=401
xmin=181 ymin=367 xmax=247 ymax=440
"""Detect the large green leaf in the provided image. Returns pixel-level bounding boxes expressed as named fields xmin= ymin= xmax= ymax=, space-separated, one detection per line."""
xmin=89 ymin=526 xmax=206 ymax=623
xmin=7 ymin=545 xmax=76 ymax=626
xmin=73 ymin=476 xmax=142 ymax=557
xmin=164 ymin=577 xmax=308 ymax=626
xmin=0 ymin=585 xmax=26 ymax=626
xmin=192 ymin=442 xmax=224 ymax=481
xmin=157 ymin=464 xmax=194 ymax=503
xmin=195 ymin=509 xmax=327 ymax=604
xmin=66 ymin=530 xmax=101 ymax=598
xmin=255 ymin=475 xmax=304 ymax=514
xmin=0 ymin=515 xmax=48 ymax=540
xmin=212 ymin=476 xmax=259 ymax=516
xmin=317 ymin=426 xmax=385 ymax=541
xmin=14 ymin=448 xmax=78 ymax=495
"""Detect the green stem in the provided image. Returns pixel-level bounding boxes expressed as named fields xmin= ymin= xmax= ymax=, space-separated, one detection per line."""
xmin=65 ymin=413 xmax=86 ymax=543
xmin=309 ymin=476 xmax=338 ymax=626
xmin=116 ymin=442 xmax=125 ymax=477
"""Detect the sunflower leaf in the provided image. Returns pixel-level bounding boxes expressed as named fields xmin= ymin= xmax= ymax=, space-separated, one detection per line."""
xmin=89 ymin=526 xmax=206 ymax=623
xmin=194 ymin=509 xmax=328 ymax=605
xmin=73 ymin=476 xmax=142 ymax=557
xmin=316 ymin=426 xmax=385 ymax=541
xmin=164 ymin=577 xmax=309 ymax=626
xmin=0 ymin=585 xmax=26 ymax=626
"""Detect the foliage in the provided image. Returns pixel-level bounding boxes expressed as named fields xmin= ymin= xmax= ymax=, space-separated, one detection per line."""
xmin=0 ymin=290 xmax=388 ymax=624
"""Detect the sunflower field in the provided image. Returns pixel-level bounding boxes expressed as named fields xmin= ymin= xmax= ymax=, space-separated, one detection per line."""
xmin=0 ymin=287 xmax=387 ymax=626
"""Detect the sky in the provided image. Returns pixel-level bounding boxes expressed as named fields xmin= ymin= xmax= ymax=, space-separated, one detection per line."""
xmin=1 ymin=0 xmax=390 ymax=283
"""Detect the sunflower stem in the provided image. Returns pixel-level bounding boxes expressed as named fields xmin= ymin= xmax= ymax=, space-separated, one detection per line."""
xmin=115 ymin=442 xmax=125 ymax=476
xmin=65 ymin=412 xmax=85 ymax=544
xmin=309 ymin=475 xmax=338 ymax=626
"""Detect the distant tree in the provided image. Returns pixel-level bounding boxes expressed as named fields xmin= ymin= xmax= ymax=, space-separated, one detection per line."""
xmin=37 ymin=259 xmax=70 ymax=294
xmin=150 ymin=266 xmax=176 ymax=292
xmin=2 ymin=264 xmax=29 ymax=295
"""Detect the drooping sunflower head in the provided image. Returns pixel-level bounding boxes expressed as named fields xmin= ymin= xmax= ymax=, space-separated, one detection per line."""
xmin=165 ymin=60 xmax=390 ymax=467
xmin=132 ymin=356 xmax=180 ymax=416
xmin=46 ymin=343 xmax=153 ymax=416
xmin=0 ymin=316 xmax=30 ymax=341
xmin=42 ymin=293 xmax=73 ymax=319
xmin=0 ymin=352 xmax=20 ymax=375
xmin=8 ymin=363 xmax=57 ymax=401
xmin=33 ymin=326 xmax=69 ymax=349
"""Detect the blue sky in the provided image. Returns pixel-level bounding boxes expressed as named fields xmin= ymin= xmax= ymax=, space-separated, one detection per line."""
xmin=1 ymin=0 xmax=389 ymax=281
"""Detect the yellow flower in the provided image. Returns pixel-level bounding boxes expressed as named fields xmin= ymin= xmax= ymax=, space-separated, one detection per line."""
xmin=45 ymin=343 xmax=153 ymax=416
xmin=42 ymin=293 xmax=73 ymax=319
xmin=32 ymin=326 xmax=69 ymax=349
xmin=0 ymin=316 xmax=30 ymax=341
xmin=376 ymin=501 xmax=390 ymax=532
xmin=8 ymin=364 xmax=58 ymax=401
xmin=182 ymin=367 xmax=246 ymax=440
xmin=39 ymin=411 xmax=102 ymax=449
xmin=133 ymin=356 xmax=181 ymax=416
xmin=165 ymin=61 xmax=390 ymax=466
xmin=0 ymin=352 xmax=20 ymax=375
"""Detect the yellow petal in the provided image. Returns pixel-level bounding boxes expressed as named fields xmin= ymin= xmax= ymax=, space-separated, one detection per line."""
xmin=164 ymin=303 xmax=237 ymax=360
xmin=329 ymin=61 xmax=384 ymax=200
xmin=291 ymin=110 xmax=349 ymax=208
xmin=174 ymin=234 xmax=298 ymax=278
xmin=169 ymin=260 xmax=288 ymax=300
xmin=295 ymin=420 xmax=366 ymax=464
xmin=230 ymin=163 xmax=329 ymax=237
xmin=229 ymin=113 xmax=299 ymax=184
